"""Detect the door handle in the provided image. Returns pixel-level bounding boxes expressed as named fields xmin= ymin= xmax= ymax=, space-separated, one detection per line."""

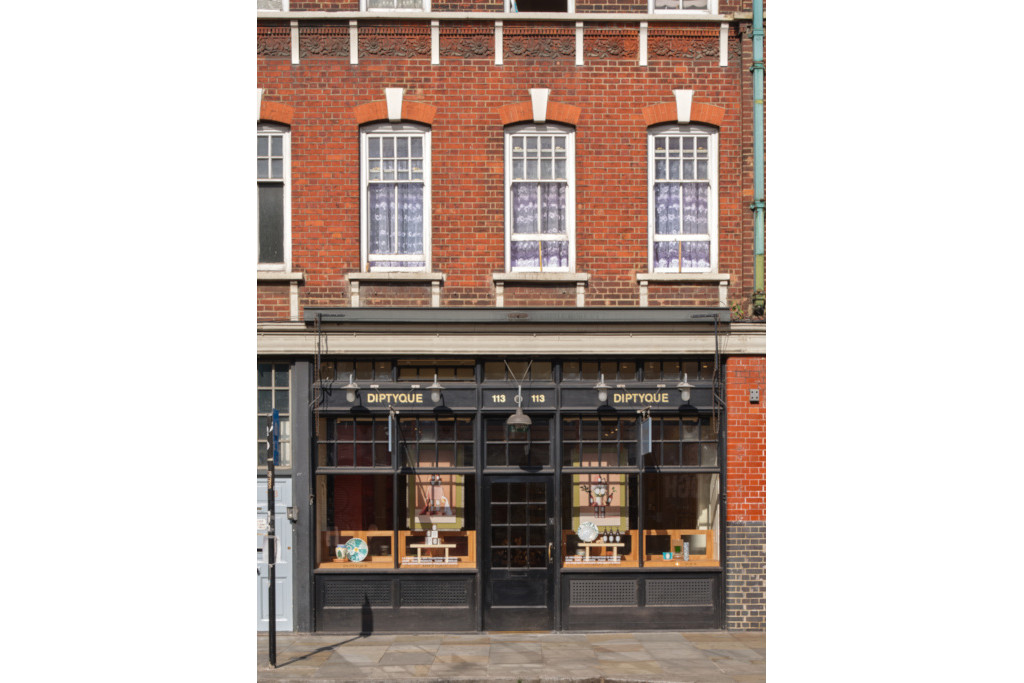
xmin=548 ymin=542 xmax=553 ymax=565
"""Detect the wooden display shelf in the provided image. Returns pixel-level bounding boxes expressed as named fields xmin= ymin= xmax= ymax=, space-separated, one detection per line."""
xmin=642 ymin=528 xmax=718 ymax=567
xmin=320 ymin=529 xmax=395 ymax=568
xmin=561 ymin=529 xmax=639 ymax=568
xmin=398 ymin=530 xmax=476 ymax=569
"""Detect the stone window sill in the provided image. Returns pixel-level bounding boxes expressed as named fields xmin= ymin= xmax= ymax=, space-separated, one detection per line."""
xmin=345 ymin=271 xmax=446 ymax=307
xmin=257 ymin=269 xmax=304 ymax=283
xmin=636 ymin=272 xmax=730 ymax=307
xmin=492 ymin=272 xmax=590 ymax=307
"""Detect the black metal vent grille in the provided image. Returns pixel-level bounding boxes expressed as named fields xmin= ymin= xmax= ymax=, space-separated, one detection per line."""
xmin=646 ymin=578 xmax=713 ymax=606
xmin=569 ymin=579 xmax=638 ymax=607
xmin=324 ymin=581 xmax=393 ymax=608
xmin=400 ymin=581 xmax=470 ymax=607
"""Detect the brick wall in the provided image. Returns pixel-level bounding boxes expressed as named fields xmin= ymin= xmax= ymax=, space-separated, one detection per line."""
xmin=725 ymin=355 xmax=765 ymax=630
xmin=725 ymin=520 xmax=765 ymax=630
xmin=258 ymin=283 xmax=292 ymax=321
xmin=258 ymin=15 xmax=754 ymax=316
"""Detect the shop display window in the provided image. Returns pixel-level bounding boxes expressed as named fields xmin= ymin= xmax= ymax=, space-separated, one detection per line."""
xmin=561 ymin=474 xmax=638 ymax=568
xmin=399 ymin=474 xmax=476 ymax=569
xmin=485 ymin=417 xmax=551 ymax=467
xmin=316 ymin=474 xmax=395 ymax=569
xmin=400 ymin=416 xmax=474 ymax=468
xmin=562 ymin=415 xmax=637 ymax=467
xmin=642 ymin=473 xmax=720 ymax=567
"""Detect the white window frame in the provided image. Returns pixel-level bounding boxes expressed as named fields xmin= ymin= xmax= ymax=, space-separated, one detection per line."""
xmin=360 ymin=122 xmax=432 ymax=273
xmin=504 ymin=123 xmax=576 ymax=273
xmin=649 ymin=0 xmax=716 ymax=13
xmin=506 ymin=1 xmax=575 ymax=11
xmin=361 ymin=0 xmax=430 ymax=11
xmin=257 ymin=123 xmax=291 ymax=272
xmin=647 ymin=123 xmax=719 ymax=274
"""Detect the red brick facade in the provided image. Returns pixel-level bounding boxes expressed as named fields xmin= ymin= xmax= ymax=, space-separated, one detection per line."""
xmin=725 ymin=355 xmax=766 ymax=523
xmin=258 ymin=3 xmax=758 ymax=313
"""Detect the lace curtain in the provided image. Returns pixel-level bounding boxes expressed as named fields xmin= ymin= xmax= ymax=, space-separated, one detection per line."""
xmin=368 ymin=183 xmax=424 ymax=263
xmin=511 ymin=183 xmax=567 ymax=269
xmin=654 ymin=182 xmax=709 ymax=269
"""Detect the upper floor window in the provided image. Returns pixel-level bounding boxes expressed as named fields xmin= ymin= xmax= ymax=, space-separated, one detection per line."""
xmin=363 ymin=0 xmax=429 ymax=10
xmin=651 ymin=0 xmax=716 ymax=12
xmin=508 ymin=1 xmax=572 ymax=11
xmin=256 ymin=0 xmax=286 ymax=10
xmin=505 ymin=124 xmax=575 ymax=272
xmin=257 ymin=124 xmax=290 ymax=269
xmin=360 ymin=123 xmax=431 ymax=271
xmin=648 ymin=124 xmax=718 ymax=273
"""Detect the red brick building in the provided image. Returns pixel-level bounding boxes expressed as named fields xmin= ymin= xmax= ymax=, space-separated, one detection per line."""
xmin=257 ymin=0 xmax=765 ymax=634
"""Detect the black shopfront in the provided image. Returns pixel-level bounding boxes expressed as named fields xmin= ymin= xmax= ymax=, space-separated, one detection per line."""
xmin=309 ymin=349 xmax=727 ymax=633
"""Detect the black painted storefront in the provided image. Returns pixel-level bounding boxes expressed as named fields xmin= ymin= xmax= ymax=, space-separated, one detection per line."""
xmin=312 ymin=358 xmax=726 ymax=633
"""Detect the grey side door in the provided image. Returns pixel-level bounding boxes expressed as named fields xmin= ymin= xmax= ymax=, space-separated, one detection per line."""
xmin=257 ymin=478 xmax=293 ymax=632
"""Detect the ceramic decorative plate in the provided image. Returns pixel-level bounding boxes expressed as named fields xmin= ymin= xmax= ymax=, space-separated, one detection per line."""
xmin=345 ymin=538 xmax=369 ymax=562
xmin=577 ymin=521 xmax=599 ymax=543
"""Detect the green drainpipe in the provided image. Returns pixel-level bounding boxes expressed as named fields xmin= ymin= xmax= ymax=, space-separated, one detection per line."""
xmin=751 ymin=0 xmax=766 ymax=316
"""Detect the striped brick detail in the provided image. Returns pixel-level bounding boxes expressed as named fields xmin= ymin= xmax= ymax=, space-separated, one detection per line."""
xmin=642 ymin=99 xmax=725 ymax=128
xmin=260 ymin=100 xmax=294 ymax=125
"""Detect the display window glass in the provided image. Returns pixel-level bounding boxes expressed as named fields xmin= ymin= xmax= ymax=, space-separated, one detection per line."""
xmin=562 ymin=415 xmax=637 ymax=467
xmin=399 ymin=474 xmax=476 ymax=569
xmin=400 ymin=416 xmax=474 ymax=468
xmin=642 ymin=472 xmax=720 ymax=567
xmin=648 ymin=415 xmax=718 ymax=468
xmin=316 ymin=474 xmax=395 ymax=569
xmin=561 ymin=474 xmax=638 ymax=568
xmin=317 ymin=416 xmax=392 ymax=468
xmin=485 ymin=416 xmax=551 ymax=468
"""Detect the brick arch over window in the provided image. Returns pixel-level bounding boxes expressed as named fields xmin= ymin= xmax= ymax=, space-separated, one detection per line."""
xmin=498 ymin=101 xmax=581 ymax=127
xmin=354 ymin=100 xmax=437 ymax=126
xmin=642 ymin=99 xmax=725 ymax=128
xmin=260 ymin=100 xmax=294 ymax=126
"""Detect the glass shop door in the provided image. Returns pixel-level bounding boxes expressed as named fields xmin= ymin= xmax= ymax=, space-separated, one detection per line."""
xmin=481 ymin=475 xmax=556 ymax=631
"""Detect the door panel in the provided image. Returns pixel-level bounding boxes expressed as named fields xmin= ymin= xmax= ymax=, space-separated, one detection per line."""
xmin=482 ymin=475 xmax=555 ymax=631
xmin=257 ymin=479 xmax=293 ymax=632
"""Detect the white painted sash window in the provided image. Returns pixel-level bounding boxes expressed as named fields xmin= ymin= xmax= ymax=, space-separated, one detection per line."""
xmin=257 ymin=123 xmax=290 ymax=269
xmin=505 ymin=124 xmax=575 ymax=272
xmin=363 ymin=0 xmax=429 ymax=10
xmin=361 ymin=123 xmax=431 ymax=271
xmin=648 ymin=124 xmax=718 ymax=273
xmin=650 ymin=0 xmax=715 ymax=12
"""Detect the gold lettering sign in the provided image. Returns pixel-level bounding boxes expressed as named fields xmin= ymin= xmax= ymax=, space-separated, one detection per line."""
xmin=611 ymin=392 xmax=671 ymax=405
xmin=363 ymin=392 xmax=424 ymax=404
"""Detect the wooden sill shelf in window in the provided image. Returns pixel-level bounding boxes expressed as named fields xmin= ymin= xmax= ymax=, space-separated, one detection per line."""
xmin=398 ymin=530 xmax=477 ymax=569
xmin=561 ymin=529 xmax=639 ymax=569
xmin=321 ymin=529 xmax=395 ymax=567
xmin=642 ymin=528 xmax=717 ymax=566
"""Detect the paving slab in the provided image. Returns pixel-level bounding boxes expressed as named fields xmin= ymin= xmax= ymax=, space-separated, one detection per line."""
xmin=257 ymin=629 xmax=766 ymax=682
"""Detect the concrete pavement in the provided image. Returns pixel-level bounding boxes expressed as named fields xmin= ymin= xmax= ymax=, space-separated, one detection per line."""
xmin=257 ymin=630 xmax=765 ymax=682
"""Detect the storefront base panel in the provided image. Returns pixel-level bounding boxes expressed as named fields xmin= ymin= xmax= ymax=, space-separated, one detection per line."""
xmin=559 ymin=573 xmax=722 ymax=631
xmin=315 ymin=573 xmax=478 ymax=633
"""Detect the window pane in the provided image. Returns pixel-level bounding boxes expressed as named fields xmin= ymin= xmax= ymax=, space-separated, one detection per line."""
xmin=510 ymin=240 xmax=540 ymax=268
xmin=257 ymin=136 xmax=268 ymax=156
xmin=511 ymin=184 xmax=538 ymax=234
xmin=257 ymin=158 xmax=269 ymax=179
xmin=258 ymin=184 xmax=284 ymax=263
xmin=258 ymin=363 xmax=273 ymax=387
xmin=654 ymin=183 xmax=681 ymax=235
xmin=270 ymin=136 xmax=282 ymax=157
xmin=541 ymin=240 xmax=568 ymax=269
